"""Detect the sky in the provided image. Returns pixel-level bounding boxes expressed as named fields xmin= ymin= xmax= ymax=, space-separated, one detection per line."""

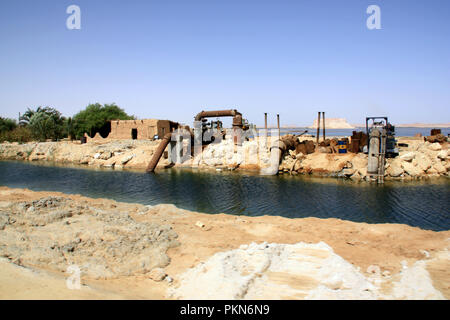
xmin=0 ymin=0 xmax=449 ymax=127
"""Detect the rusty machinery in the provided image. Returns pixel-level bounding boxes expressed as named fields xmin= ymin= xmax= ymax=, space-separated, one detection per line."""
xmin=194 ymin=109 xmax=249 ymax=145
xmin=146 ymin=109 xmax=250 ymax=172
xmin=365 ymin=117 xmax=399 ymax=183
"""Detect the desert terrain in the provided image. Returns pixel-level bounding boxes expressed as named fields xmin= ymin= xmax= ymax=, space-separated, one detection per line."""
xmin=0 ymin=187 xmax=448 ymax=299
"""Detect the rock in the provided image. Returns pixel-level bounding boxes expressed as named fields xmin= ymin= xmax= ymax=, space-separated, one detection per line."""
xmin=401 ymin=161 xmax=423 ymax=177
xmin=295 ymin=152 xmax=305 ymax=160
xmin=121 ymin=154 xmax=134 ymax=164
xmin=318 ymin=147 xmax=328 ymax=153
xmin=148 ymin=268 xmax=167 ymax=281
xmin=350 ymin=171 xmax=361 ymax=180
xmin=79 ymin=157 xmax=90 ymax=165
xmin=342 ymin=168 xmax=356 ymax=177
xmin=195 ymin=221 xmax=205 ymax=229
xmin=93 ymin=153 xmax=101 ymax=159
xmin=433 ymin=162 xmax=446 ymax=174
xmin=367 ymin=265 xmax=381 ymax=275
xmin=400 ymin=152 xmax=415 ymax=162
xmin=426 ymin=167 xmax=438 ymax=175
xmin=387 ymin=163 xmax=403 ymax=177
xmin=428 ymin=143 xmax=442 ymax=151
xmin=437 ymin=150 xmax=448 ymax=160
xmin=415 ymin=153 xmax=432 ymax=172
xmin=100 ymin=151 xmax=112 ymax=160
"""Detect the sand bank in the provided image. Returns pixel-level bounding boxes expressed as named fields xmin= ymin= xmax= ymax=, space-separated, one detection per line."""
xmin=0 ymin=187 xmax=448 ymax=299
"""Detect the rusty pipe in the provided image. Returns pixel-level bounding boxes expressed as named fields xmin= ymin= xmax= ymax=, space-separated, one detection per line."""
xmin=316 ymin=112 xmax=321 ymax=145
xmin=194 ymin=109 xmax=241 ymax=122
xmin=322 ymin=111 xmax=326 ymax=142
xmin=146 ymin=133 xmax=172 ymax=173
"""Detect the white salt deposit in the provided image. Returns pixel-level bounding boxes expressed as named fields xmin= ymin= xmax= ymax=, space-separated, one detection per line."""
xmin=167 ymin=241 xmax=445 ymax=300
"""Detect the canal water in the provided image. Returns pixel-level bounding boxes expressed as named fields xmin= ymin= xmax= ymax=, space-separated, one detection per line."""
xmin=0 ymin=161 xmax=448 ymax=231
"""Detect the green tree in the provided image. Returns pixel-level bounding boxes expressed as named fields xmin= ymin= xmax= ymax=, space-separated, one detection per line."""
xmin=0 ymin=126 xmax=32 ymax=143
xmin=19 ymin=107 xmax=40 ymax=126
xmin=27 ymin=107 xmax=65 ymax=141
xmin=0 ymin=117 xmax=17 ymax=133
xmin=72 ymin=103 xmax=134 ymax=139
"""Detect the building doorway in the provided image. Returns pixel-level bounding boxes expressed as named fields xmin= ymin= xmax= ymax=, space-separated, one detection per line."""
xmin=131 ymin=128 xmax=138 ymax=140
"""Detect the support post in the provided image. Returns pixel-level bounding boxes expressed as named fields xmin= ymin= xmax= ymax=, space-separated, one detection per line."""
xmin=316 ymin=112 xmax=321 ymax=145
xmin=322 ymin=111 xmax=326 ymax=142
xmin=277 ymin=114 xmax=280 ymax=139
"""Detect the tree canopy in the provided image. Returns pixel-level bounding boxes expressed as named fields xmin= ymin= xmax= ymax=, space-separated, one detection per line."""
xmin=27 ymin=107 xmax=65 ymax=141
xmin=0 ymin=117 xmax=17 ymax=133
xmin=72 ymin=103 xmax=134 ymax=139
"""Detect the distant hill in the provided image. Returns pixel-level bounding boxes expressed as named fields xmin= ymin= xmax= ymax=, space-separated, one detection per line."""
xmin=352 ymin=123 xmax=450 ymax=128
xmin=395 ymin=123 xmax=450 ymax=128
xmin=308 ymin=118 xmax=354 ymax=129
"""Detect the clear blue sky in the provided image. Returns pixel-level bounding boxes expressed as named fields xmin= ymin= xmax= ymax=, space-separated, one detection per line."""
xmin=0 ymin=0 xmax=449 ymax=126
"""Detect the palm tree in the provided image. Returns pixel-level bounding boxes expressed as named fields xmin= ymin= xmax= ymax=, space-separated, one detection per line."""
xmin=19 ymin=107 xmax=44 ymax=126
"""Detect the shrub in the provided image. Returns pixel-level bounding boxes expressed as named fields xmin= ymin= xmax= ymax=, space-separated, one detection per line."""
xmin=0 ymin=126 xmax=33 ymax=143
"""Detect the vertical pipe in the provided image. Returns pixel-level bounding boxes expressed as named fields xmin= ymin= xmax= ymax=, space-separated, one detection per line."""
xmin=277 ymin=114 xmax=280 ymax=139
xmin=316 ymin=112 xmax=321 ymax=145
xmin=322 ymin=112 xmax=326 ymax=142
xmin=264 ymin=112 xmax=268 ymax=149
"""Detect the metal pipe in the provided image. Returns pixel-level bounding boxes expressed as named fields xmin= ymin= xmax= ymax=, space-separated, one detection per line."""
xmin=146 ymin=133 xmax=173 ymax=173
xmin=262 ymin=135 xmax=297 ymax=175
xmin=277 ymin=114 xmax=280 ymax=139
xmin=264 ymin=112 xmax=268 ymax=148
xmin=316 ymin=112 xmax=321 ymax=145
xmin=322 ymin=111 xmax=326 ymax=142
xmin=194 ymin=109 xmax=241 ymax=122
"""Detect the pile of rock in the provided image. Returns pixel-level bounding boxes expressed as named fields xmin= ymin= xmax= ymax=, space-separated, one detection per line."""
xmin=0 ymin=196 xmax=179 ymax=279
xmin=279 ymin=140 xmax=449 ymax=180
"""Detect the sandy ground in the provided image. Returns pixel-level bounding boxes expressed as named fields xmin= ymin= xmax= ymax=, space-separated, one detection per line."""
xmin=0 ymin=187 xmax=449 ymax=300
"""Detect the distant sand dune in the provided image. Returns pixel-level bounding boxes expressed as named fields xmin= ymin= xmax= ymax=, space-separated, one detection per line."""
xmin=308 ymin=118 xmax=354 ymax=129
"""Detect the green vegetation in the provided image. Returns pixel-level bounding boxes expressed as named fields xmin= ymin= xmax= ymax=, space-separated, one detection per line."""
xmin=25 ymin=107 xmax=66 ymax=141
xmin=0 ymin=117 xmax=17 ymax=133
xmin=0 ymin=117 xmax=30 ymax=143
xmin=72 ymin=103 xmax=134 ymax=139
xmin=1 ymin=103 xmax=134 ymax=142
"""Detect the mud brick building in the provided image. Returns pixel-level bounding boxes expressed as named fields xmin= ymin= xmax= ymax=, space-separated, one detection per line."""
xmin=85 ymin=119 xmax=180 ymax=141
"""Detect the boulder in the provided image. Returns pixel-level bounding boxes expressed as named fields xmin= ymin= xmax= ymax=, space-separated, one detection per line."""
xmin=387 ymin=163 xmax=403 ymax=177
xmin=100 ymin=151 xmax=112 ymax=160
xmin=428 ymin=143 xmax=442 ymax=151
xmin=148 ymin=268 xmax=167 ymax=281
xmin=437 ymin=149 xmax=448 ymax=160
xmin=400 ymin=152 xmax=415 ymax=162
xmin=342 ymin=168 xmax=356 ymax=177
xmin=121 ymin=154 xmax=134 ymax=164
xmin=433 ymin=162 xmax=446 ymax=174
xmin=401 ymin=161 xmax=423 ymax=177
xmin=415 ymin=153 xmax=432 ymax=171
